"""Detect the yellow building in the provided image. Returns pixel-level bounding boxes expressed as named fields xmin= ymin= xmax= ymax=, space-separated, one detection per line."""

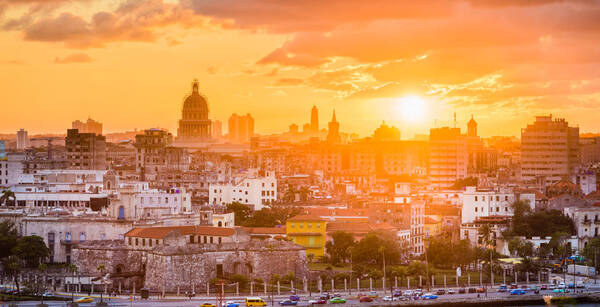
xmin=424 ymin=216 xmax=443 ymax=238
xmin=286 ymin=215 xmax=327 ymax=258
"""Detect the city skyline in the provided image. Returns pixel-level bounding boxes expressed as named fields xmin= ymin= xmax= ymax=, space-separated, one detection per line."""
xmin=2 ymin=1 xmax=600 ymax=137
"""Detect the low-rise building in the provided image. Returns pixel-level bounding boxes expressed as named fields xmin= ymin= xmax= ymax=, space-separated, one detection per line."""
xmin=286 ymin=215 xmax=326 ymax=258
xmin=209 ymin=170 xmax=277 ymax=210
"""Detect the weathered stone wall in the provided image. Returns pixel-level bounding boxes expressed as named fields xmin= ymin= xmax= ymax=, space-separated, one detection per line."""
xmin=73 ymin=239 xmax=309 ymax=292
xmin=144 ymin=240 xmax=308 ymax=292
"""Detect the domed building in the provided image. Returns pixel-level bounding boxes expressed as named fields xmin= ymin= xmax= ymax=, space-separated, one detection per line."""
xmin=177 ymin=79 xmax=212 ymax=142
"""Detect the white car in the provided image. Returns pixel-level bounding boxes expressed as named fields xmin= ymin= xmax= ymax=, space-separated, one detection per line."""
xmin=447 ymin=289 xmax=456 ymax=294
xmin=403 ymin=290 xmax=414 ymax=296
xmin=382 ymin=296 xmax=398 ymax=301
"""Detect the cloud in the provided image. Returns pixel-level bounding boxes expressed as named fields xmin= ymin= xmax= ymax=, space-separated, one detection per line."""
xmin=272 ymin=77 xmax=304 ymax=87
xmin=54 ymin=52 xmax=92 ymax=63
xmin=3 ymin=0 xmax=210 ymax=48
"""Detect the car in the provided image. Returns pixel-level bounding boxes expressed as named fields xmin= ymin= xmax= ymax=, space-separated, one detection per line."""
xmin=367 ymin=291 xmax=378 ymax=298
xmin=510 ymin=289 xmax=526 ymax=295
xmin=435 ymin=289 xmax=445 ymax=295
xmin=422 ymin=293 xmax=438 ymax=300
xmin=279 ymin=300 xmax=297 ymax=306
xmin=576 ymin=282 xmax=585 ymax=288
xmin=201 ymin=303 xmax=217 ymax=307
xmin=510 ymin=283 xmax=518 ymax=289
xmin=458 ymin=288 xmax=466 ymax=294
xmin=226 ymin=301 xmax=240 ymax=307
xmin=329 ymin=297 xmax=346 ymax=304
xmin=521 ymin=284 xmax=529 ymax=289
xmin=558 ymin=282 xmax=566 ymax=288
xmin=540 ymin=284 xmax=548 ymax=290
xmin=468 ymin=287 xmax=477 ymax=293
xmin=476 ymin=287 xmax=485 ymax=293
xmin=290 ymin=295 xmax=300 ymax=301
xmin=403 ymin=290 xmax=414 ymax=296
xmin=393 ymin=290 xmax=402 ymax=297
xmin=382 ymin=296 xmax=395 ymax=302
xmin=308 ymin=299 xmax=327 ymax=305
xmin=447 ymin=289 xmax=456 ymax=294
xmin=498 ymin=284 xmax=508 ymax=292
xmin=568 ymin=283 xmax=576 ymax=289
xmin=415 ymin=289 xmax=423 ymax=295
xmin=333 ymin=293 xmax=342 ymax=298
xmin=75 ymin=297 xmax=94 ymax=303
xmin=359 ymin=296 xmax=373 ymax=302
xmin=553 ymin=288 xmax=570 ymax=293
xmin=548 ymin=285 xmax=556 ymax=290
xmin=320 ymin=293 xmax=330 ymax=300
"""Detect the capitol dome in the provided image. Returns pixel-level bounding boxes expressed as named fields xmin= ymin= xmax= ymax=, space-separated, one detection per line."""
xmin=181 ymin=79 xmax=209 ymax=120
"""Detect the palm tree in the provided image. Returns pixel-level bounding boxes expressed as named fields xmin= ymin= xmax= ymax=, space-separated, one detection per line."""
xmin=97 ymin=264 xmax=107 ymax=302
xmin=478 ymin=224 xmax=493 ymax=248
xmin=0 ymin=190 xmax=16 ymax=206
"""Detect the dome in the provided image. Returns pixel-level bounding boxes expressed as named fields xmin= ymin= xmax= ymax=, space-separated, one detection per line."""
xmin=182 ymin=79 xmax=209 ymax=120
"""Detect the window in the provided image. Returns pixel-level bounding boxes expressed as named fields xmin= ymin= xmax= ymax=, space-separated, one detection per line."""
xmin=79 ymin=232 xmax=86 ymax=242
xmin=475 ymin=207 xmax=478 ymax=212
xmin=128 ymin=237 xmax=132 ymax=245
xmin=66 ymin=232 xmax=72 ymax=242
xmin=210 ymin=237 xmax=214 ymax=244
xmin=475 ymin=196 xmax=478 ymax=201
xmin=100 ymin=233 xmax=106 ymax=240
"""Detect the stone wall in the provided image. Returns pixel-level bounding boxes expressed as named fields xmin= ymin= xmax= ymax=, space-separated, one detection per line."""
xmin=144 ymin=240 xmax=309 ymax=292
xmin=73 ymin=239 xmax=309 ymax=292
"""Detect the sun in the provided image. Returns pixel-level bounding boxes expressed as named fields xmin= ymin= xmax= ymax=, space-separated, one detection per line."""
xmin=395 ymin=95 xmax=428 ymax=123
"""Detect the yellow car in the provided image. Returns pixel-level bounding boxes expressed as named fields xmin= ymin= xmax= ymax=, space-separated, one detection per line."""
xmin=201 ymin=303 xmax=216 ymax=307
xmin=75 ymin=297 xmax=94 ymax=303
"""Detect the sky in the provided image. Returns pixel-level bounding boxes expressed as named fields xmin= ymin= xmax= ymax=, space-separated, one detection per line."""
xmin=1 ymin=0 xmax=600 ymax=138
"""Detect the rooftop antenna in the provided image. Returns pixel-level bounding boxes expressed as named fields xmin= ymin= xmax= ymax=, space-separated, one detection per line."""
xmin=453 ymin=112 xmax=457 ymax=128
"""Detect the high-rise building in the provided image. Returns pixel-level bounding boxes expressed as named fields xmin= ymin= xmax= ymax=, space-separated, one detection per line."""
xmin=373 ymin=121 xmax=401 ymax=141
xmin=467 ymin=115 xmax=477 ymax=137
xmin=521 ymin=115 xmax=580 ymax=184
xmin=72 ymin=117 xmax=103 ymax=135
xmin=212 ymin=120 xmax=223 ymax=139
xmin=326 ymin=110 xmax=341 ymax=144
xmin=429 ymin=127 xmax=468 ymax=188
xmin=310 ymin=105 xmax=319 ymax=134
xmin=228 ymin=113 xmax=254 ymax=143
xmin=65 ymin=129 xmax=106 ymax=170
xmin=177 ymin=79 xmax=212 ymax=142
xmin=16 ymin=128 xmax=28 ymax=150
xmin=134 ymin=128 xmax=190 ymax=180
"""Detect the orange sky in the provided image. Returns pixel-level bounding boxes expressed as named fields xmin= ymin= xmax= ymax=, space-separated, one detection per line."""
xmin=1 ymin=0 xmax=600 ymax=138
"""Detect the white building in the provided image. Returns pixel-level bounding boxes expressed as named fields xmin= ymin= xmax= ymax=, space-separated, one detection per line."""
xmin=209 ymin=170 xmax=277 ymax=210
xmin=572 ymin=169 xmax=597 ymax=195
xmin=0 ymin=152 xmax=26 ymax=187
xmin=564 ymin=206 xmax=600 ymax=249
xmin=107 ymin=183 xmax=192 ymax=220
xmin=461 ymin=186 xmax=535 ymax=224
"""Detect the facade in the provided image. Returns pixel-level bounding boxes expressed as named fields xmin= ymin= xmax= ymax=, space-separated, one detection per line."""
xmin=564 ymin=206 xmax=600 ymax=248
xmin=72 ymin=117 xmax=103 ymax=135
xmin=0 ymin=152 xmax=26 ymax=187
xmin=208 ymin=170 xmax=277 ymax=211
xmin=177 ymin=80 xmax=212 ymax=142
xmin=65 ymin=129 xmax=107 ymax=170
xmin=16 ymin=128 xmax=28 ymax=150
xmin=228 ymin=113 xmax=254 ymax=143
xmin=212 ymin=120 xmax=223 ymax=139
xmin=572 ymin=169 xmax=597 ymax=195
xmin=429 ymin=127 xmax=468 ymax=188
xmin=134 ymin=129 xmax=190 ymax=181
xmin=521 ymin=115 xmax=580 ymax=184
xmin=461 ymin=186 xmax=536 ymax=224
xmin=286 ymin=215 xmax=326 ymax=258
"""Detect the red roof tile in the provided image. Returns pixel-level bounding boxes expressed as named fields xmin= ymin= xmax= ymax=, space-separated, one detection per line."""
xmin=125 ymin=226 xmax=235 ymax=239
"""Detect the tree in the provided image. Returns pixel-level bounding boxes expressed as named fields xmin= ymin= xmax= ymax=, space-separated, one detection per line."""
xmin=354 ymin=231 xmax=402 ymax=265
xmin=226 ymin=202 xmax=252 ymax=226
xmin=3 ymin=255 xmax=21 ymax=292
xmin=0 ymin=220 xmax=18 ymax=259
xmin=0 ymin=190 xmax=16 ymax=206
xmin=516 ymin=257 xmax=540 ymax=274
xmin=407 ymin=261 xmax=426 ymax=277
xmin=325 ymin=231 xmax=355 ymax=265
xmin=450 ymin=177 xmax=478 ymax=190
xmin=582 ymin=238 xmax=600 ymax=269
xmin=12 ymin=235 xmax=50 ymax=268
xmin=230 ymin=274 xmax=249 ymax=289
xmin=548 ymin=232 xmax=571 ymax=257
xmin=478 ymin=224 xmax=493 ymax=247
xmin=508 ymin=237 xmax=534 ymax=257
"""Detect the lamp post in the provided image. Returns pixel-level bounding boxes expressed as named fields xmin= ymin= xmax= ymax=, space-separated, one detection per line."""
xmin=347 ymin=247 xmax=353 ymax=295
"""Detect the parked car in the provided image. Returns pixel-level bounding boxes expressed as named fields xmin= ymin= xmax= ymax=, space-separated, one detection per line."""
xmin=329 ymin=297 xmax=346 ymax=304
xmin=290 ymin=295 xmax=300 ymax=301
xmin=226 ymin=301 xmax=240 ymax=307
xmin=510 ymin=289 xmax=526 ymax=295
xmin=510 ymin=283 xmax=518 ymax=289
xmin=359 ymin=296 xmax=373 ymax=302
xmin=458 ymin=288 xmax=466 ymax=294
xmin=75 ymin=297 xmax=95 ymax=303
xmin=476 ymin=287 xmax=485 ymax=293
xmin=382 ymin=296 xmax=397 ymax=302
xmin=447 ymin=288 xmax=456 ymax=294
xmin=393 ymin=290 xmax=402 ymax=297
xmin=540 ymin=284 xmax=548 ymax=290
xmin=403 ymin=290 xmax=414 ymax=296
xmin=319 ymin=293 xmax=330 ymax=300
xmin=498 ymin=284 xmax=508 ymax=292
xmin=201 ymin=303 xmax=217 ymax=307
xmin=308 ymin=299 xmax=327 ymax=305
xmin=468 ymin=288 xmax=477 ymax=293
xmin=367 ymin=291 xmax=378 ymax=298
xmin=280 ymin=300 xmax=297 ymax=306
xmin=435 ymin=289 xmax=445 ymax=295
xmin=521 ymin=285 xmax=529 ymax=289
xmin=422 ymin=293 xmax=438 ymax=300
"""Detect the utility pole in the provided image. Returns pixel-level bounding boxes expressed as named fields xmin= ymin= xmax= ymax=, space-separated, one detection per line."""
xmin=595 ymin=247 xmax=597 ymax=284
xmin=348 ymin=247 xmax=353 ymax=295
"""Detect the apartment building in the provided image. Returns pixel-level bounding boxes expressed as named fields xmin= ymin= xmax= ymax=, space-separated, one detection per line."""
xmin=65 ymin=129 xmax=107 ymax=170
xmin=209 ymin=170 xmax=277 ymax=210
xmin=429 ymin=127 xmax=468 ymax=188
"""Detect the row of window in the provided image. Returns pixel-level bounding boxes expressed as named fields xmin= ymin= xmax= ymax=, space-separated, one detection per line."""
xmin=189 ymin=235 xmax=222 ymax=244
xmin=473 ymin=195 xmax=510 ymax=202
xmin=289 ymin=222 xmax=321 ymax=229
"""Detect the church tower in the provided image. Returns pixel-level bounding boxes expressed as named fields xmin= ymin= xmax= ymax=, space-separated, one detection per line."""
xmin=327 ymin=110 xmax=341 ymax=144
xmin=467 ymin=114 xmax=477 ymax=137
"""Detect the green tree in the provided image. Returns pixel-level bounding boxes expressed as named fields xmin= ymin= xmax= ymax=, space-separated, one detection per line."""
xmin=0 ymin=220 xmax=18 ymax=259
xmin=354 ymin=231 xmax=402 ymax=265
xmin=582 ymin=238 xmax=600 ymax=269
xmin=12 ymin=235 xmax=50 ymax=268
xmin=230 ymin=274 xmax=249 ymax=289
xmin=325 ymin=231 xmax=355 ymax=265
xmin=3 ymin=255 xmax=21 ymax=292
xmin=508 ymin=237 xmax=534 ymax=257
xmin=226 ymin=202 xmax=252 ymax=226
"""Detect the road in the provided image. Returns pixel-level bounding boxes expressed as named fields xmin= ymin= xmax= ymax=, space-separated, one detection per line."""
xmin=5 ymin=286 xmax=599 ymax=307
